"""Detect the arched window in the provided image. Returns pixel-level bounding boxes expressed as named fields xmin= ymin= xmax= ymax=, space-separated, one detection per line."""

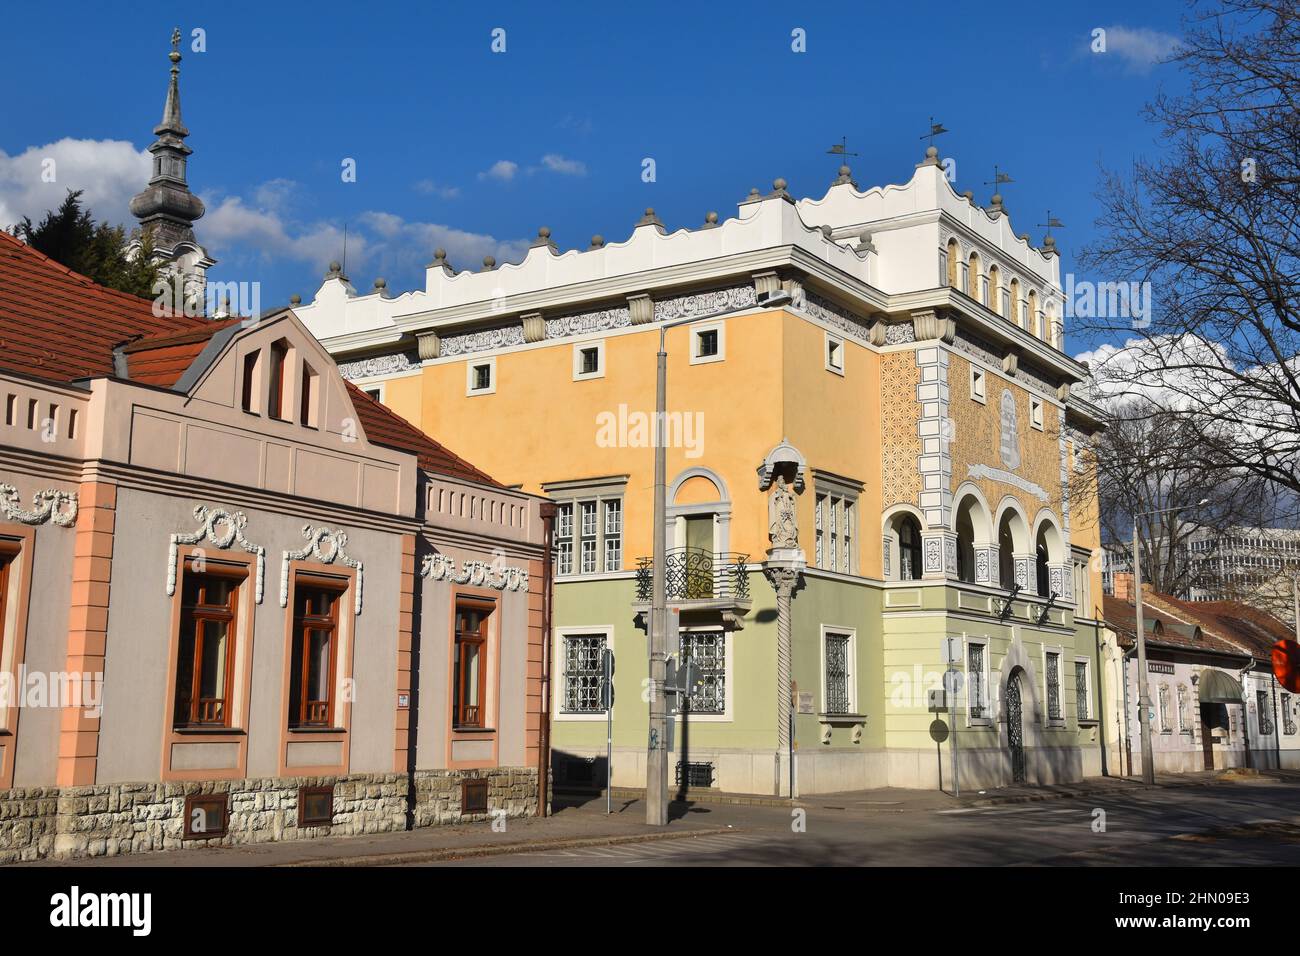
xmin=998 ymin=512 xmax=1016 ymax=586
xmin=1027 ymin=290 xmax=1039 ymax=338
xmin=1035 ymin=524 xmax=1053 ymax=596
xmin=946 ymin=239 xmax=959 ymax=288
xmin=956 ymin=505 xmax=976 ymax=583
xmin=1008 ymin=278 xmax=1021 ymax=327
xmin=898 ymin=515 xmax=922 ymax=581
xmin=967 ymin=251 xmax=982 ymax=300
xmin=988 ymin=264 xmax=1001 ymax=315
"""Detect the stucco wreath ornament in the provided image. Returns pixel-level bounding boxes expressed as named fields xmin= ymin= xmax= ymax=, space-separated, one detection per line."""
xmin=0 ymin=483 xmax=78 ymax=527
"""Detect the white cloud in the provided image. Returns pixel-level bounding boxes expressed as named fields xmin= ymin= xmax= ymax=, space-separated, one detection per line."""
xmin=1093 ymin=25 xmax=1180 ymax=72
xmin=478 ymin=160 xmax=519 ymax=183
xmin=539 ymin=154 xmax=587 ymax=177
xmin=0 ymin=138 xmax=150 ymax=231
xmin=413 ymin=179 xmax=461 ymax=199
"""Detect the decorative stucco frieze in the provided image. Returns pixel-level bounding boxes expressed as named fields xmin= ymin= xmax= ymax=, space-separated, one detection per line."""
xmin=167 ymin=506 xmax=267 ymax=603
xmin=953 ymin=328 xmax=1003 ymax=368
xmin=799 ymin=291 xmax=873 ymax=345
xmin=1019 ymin=362 xmax=1057 ymax=397
xmin=544 ymin=305 xmax=631 ymax=339
xmin=654 ymin=285 xmax=756 ymax=322
xmin=280 ymin=525 xmax=364 ymax=614
xmin=421 ymin=553 xmax=530 ymax=592
xmin=337 ymin=352 xmax=417 ymax=381
xmin=966 ymin=464 xmax=1049 ymax=503
xmin=440 ymin=323 xmax=527 ymax=358
xmin=884 ymin=322 xmax=916 ymax=346
xmin=0 ymin=484 xmax=77 ymax=528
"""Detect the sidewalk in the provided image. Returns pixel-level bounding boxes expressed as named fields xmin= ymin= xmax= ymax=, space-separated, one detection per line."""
xmin=20 ymin=770 xmax=1282 ymax=867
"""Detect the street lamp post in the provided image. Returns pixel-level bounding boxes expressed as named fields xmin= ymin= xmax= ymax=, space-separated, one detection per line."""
xmin=1132 ymin=499 xmax=1208 ymax=785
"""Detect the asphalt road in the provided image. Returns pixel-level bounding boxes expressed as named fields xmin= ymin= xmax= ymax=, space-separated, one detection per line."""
xmin=423 ymin=779 xmax=1300 ymax=866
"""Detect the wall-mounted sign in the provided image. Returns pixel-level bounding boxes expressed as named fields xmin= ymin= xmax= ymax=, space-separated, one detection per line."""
xmin=1148 ymin=662 xmax=1175 ymax=674
xmin=798 ymin=693 xmax=815 ymax=715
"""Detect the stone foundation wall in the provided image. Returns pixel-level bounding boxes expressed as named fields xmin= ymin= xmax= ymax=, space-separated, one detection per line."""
xmin=0 ymin=767 xmax=540 ymax=863
xmin=413 ymin=767 xmax=539 ymax=826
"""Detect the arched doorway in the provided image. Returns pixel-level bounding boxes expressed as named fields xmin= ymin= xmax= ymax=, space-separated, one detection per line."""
xmin=1007 ymin=668 xmax=1026 ymax=783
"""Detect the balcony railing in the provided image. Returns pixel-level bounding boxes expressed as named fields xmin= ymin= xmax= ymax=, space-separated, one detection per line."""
xmin=635 ymin=548 xmax=750 ymax=604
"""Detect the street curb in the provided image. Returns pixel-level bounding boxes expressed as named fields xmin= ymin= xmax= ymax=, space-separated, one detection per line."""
xmin=273 ymin=826 xmax=741 ymax=868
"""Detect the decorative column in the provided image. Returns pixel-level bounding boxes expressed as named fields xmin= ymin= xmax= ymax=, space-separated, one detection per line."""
xmin=1048 ymin=563 xmax=1072 ymax=603
xmin=974 ymin=545 xmax=998 ymax=585
xmin=1013 ymin=553 xmax=1035 ymax=593
xmin=921 ymin=530 xmax=958 ymax=580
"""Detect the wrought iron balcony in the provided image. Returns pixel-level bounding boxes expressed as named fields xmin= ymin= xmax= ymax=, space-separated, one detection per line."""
xmin=635 ymin=548 xmax=750 ymax=605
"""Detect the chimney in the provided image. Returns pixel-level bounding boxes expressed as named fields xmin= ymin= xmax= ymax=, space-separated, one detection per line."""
xmin=1112 ymin=571 xmax=1134 ymax=602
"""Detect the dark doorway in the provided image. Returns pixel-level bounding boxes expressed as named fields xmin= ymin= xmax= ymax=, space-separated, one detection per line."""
xmin=1200 ymin=702 xmax=1228 ymax=771
xmin=1007 ymin=670 xmax=1026 ymax=783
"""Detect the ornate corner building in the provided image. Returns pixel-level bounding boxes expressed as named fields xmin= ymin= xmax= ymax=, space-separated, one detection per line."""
xmin=298 ymin=150 xmax=1107 ymax=796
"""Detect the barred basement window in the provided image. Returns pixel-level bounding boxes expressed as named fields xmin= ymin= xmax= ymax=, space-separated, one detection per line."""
xmin=1257 ymin=690 xmax=1274 ymax=735
xmin=682 ymin=631 xmax=725 ymax=714
xmin=563 ymin=634 xmax=606 ymax=714
xmin=824 ymin=632 xmax=851 ymax=715
xmin=1045 ymin=652 xmax=1061 ymax=721
xmin=968 ymin=643 xmax=987 ymax=719
xmin=1159 ymin=684 xmax=1171 ymax=732
xmin=1075 ymin=660 xmax=1090 ymax=720
xmin=1284 ymin=694 xmax=1296 ymax=735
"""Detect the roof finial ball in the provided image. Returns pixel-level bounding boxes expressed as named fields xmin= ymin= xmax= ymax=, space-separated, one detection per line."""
xmin=481 ymin=255 xmax=497 ymax=271
xmin=538 ymin=226 xmax=551 ymax=239
xmin=289 ymin=294 xmax=301 ymax=305
xmin=433 ymin=247 xmax=447 ymax=262
xmin=373 ymin=277 xmax=387 ymax=291
xmin=590 ymin=235 xmax=605 ymax=248
xmin=327 ymin=261 xmax=342 ymax=276
xmin=926 ymin=145 xmax=939 ymax=162
xmin=773 ymin=177 xmax=788 ymax=192
xmin=1043 ymin=235 xmax=1057 ymax=252
xmin=705 ymin=211 xmax=718 ymax=225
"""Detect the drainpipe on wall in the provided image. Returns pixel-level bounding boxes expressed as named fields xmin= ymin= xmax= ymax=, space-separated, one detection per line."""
xmin=1271 ymin=666 xmax=1282 ymax=772
xmin=537 ymin=502 xmax=556 ymax=817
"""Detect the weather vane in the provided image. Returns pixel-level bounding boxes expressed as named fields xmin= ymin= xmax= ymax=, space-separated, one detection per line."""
xmin=171 ymin=27 xmax=181 ymax=53
xmin=920 ymin=118 xmax=949 ymax=147
xmin=1037 ymin=210 xmax=1065 ymax=239
xmin=984 ymin=165 xmax=1015 ymax=193
xmin=826 ymin=137 xmax=859 ymax=162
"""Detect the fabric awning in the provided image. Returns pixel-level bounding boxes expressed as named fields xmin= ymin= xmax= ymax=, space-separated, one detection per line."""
xmin=1198 ymin=668 xmax=1244 ymax=703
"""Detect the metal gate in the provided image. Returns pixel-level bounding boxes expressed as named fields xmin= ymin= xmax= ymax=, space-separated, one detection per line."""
xmin=1007 ymin=671 xmax=1026 ymax=783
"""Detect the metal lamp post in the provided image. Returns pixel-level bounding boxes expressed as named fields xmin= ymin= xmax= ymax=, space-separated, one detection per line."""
xmin=1132 ymin=499 xmax=1208 ymax=785
xmin=644 ymin=293 xmax=789 ymax=825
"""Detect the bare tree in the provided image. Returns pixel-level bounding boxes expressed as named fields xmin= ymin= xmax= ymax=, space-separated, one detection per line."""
xmin=1085 ymin=396 xmax=1283 ymax=596
xmin=1079 ymin=1 xmax=1300 ymax=499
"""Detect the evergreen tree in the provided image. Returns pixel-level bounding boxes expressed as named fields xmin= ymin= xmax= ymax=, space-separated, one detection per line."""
xmin=10 ymin=189 xmax=161 ymax=298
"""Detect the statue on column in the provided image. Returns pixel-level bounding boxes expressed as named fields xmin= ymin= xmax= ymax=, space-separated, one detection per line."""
xmin=768 ymin=475 xmax=799 ymax=549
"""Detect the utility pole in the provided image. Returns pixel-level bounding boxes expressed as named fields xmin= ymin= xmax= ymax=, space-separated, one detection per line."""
xmin=646 ymin=328 xmax=669 ymax=826
xmin=1131 ymin=519 xmax=1155 ymax=785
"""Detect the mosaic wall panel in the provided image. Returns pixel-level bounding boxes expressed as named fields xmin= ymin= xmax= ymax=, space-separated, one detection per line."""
xmin=880 ymin=350 xmax=923 ymax=509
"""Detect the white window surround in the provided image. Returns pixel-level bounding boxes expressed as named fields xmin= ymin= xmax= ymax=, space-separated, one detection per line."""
xmin=542 ymin=475 xmax=629 ymax=577
xmin=970 ymin=365 xmax=986 ymax=404
xmin=819 ymin=624 xmax=859 ymax=717
xmin=553 ymin=625 xmax=615 ymax=722
xmin=1074 ymin=655 xmax=1095 ymax=724
xmin=824 ymin=330 xmax=845 ymax=376
xmin=965 ymin=635 xmax=992 ymax=727
xmin=466 ymin=355 xmax=496 ymax=396
xmin=672 ymin=627 xmax=733 ymax=723
xmin=1030 ymin=398 xmax=1044 ymax=430
xmin=572 ymin=340 xmax=606 ymax=381
xmin=689 ymin=322 xmax=725 ymax=366
xmin=360 ymin=382 xmax=386 ymax=404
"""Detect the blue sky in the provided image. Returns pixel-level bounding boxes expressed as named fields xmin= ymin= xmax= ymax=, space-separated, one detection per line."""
xmin=1 ymin=0 xmax=1192 ymax=355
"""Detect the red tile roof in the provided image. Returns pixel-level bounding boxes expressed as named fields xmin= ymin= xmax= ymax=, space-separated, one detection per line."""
xmin=345 ymin=381 xmax=501 ymax=487
xmin=0 ymin=229 xmax=213 ymax=383
xmin=120 ymin=320 xmax=242 ymax=386
xmin=0 ymin=231 xmax=502 ymax=487
xmin=1104 ymin=591 xmax=1293 ymax=661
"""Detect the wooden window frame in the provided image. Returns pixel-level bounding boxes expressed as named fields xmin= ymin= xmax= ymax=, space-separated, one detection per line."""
xmin=453 ymin=599 xmax=492 ymax=730
xmin=298 ymin=784 xmax=334 ymax=827
xmin=173 ymin=562 xmax=244 ymax=729
xmin=289 ymin=581 xmax=343 ymax=729
xmin=461 ymin=777 xmax=489 ymax=815
xmin=183 ymin=793 xmax=229 ymax=840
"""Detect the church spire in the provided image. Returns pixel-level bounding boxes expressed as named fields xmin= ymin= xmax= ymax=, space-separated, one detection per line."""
xmin=129 ymin=27 xmax=205 ymax=253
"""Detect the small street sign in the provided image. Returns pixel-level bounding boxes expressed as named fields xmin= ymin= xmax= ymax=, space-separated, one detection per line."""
xmin=941 ymin=636 xmax=961 ymax=665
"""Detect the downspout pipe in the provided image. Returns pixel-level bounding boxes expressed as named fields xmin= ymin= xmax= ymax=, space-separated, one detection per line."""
xmin=1239 ymin=656 xmax=1255 ymax=771
xmin=537 ymin=501 xmax=556 ymax=817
